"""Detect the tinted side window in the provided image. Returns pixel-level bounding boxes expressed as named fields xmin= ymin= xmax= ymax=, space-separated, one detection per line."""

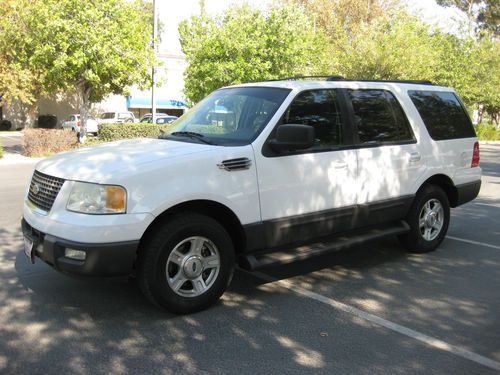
xmin=408 ymin=90 xmax=475 ymax=140
xmin=283 ymin=89 xmax=343 ymax=149
xmin=348 ymin=89 xmax=413 ymax=144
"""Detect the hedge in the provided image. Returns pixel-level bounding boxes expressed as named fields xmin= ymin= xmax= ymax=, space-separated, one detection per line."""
xmin=98 ymin=122 xmax=174 ymax=142
xmin=23 ymin=128 xmax=77 ymax=157
xmin=37 ymin=114 xmax=58 ymax=129
xmin=0 ymin=120 xmax=12 ymax=131
xmin=476 ymin=123 xmax=500 ymax=141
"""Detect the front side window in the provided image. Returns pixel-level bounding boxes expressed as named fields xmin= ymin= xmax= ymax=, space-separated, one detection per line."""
xmin=281 ymin=89 xmax=343 ymax=150
xmin=408 ymin=90 xmax=475 ymax=140
xmin=348 ymin=89 xmax=413 ymax=144
xmin=164 ymin=87 xmax=291 ymax=146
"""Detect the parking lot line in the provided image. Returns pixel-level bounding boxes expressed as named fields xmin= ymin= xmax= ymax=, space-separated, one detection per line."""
xmin=245 ymin=270 xmax=500 ymax=371
xmin=474 ymin=202 xmax=500 ymax=208
xmin=446 ymin=236 xmax=500 ymax=250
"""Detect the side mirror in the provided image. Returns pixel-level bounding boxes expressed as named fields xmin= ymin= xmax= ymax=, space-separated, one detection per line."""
xmin=268 ymin=124 xmax=315 ymax=153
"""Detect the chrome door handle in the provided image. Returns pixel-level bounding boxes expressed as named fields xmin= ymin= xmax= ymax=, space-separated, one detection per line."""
xmin=409 ymin=152 xmax=421 ymax=163
xmin=333 ymin=162 xmax=348 ymax=169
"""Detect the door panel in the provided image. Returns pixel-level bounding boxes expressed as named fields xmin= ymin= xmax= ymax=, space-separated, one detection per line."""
xmin=256 ymin=89 xmax=358 ymax=241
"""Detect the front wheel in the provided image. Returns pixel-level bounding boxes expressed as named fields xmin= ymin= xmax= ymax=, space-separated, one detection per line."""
xmin=399 ymin=185 xmax=450 ymax=253
xmin=137 ymin=214 xmax=235 ymax=314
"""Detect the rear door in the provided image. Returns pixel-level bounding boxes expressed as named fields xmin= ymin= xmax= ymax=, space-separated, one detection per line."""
xmin=344 ymin=89 xmax=425 ymax=222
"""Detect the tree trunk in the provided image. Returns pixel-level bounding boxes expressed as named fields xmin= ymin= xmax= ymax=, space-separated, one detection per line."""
xmin=77 ymin=85 xmax=91 ymax=143
xmin=21 ymin=102 xmax=38 ymax=129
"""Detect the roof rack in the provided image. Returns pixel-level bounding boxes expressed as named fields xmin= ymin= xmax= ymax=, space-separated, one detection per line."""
xmin=266 ymin=76 xmax=434 ymax=85
xmin=265 ymin=75 xmax=346 ymax=82
xmin=353 ymin=79 xmax=434 ymax=85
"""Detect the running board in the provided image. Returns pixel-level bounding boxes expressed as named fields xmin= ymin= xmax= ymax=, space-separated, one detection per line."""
xmin=239 ymin=221 xmax=410 ymax=270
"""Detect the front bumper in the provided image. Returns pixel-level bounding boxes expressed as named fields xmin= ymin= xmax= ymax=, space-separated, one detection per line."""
xmin=22 ymin=219 xmax=139 ymax=276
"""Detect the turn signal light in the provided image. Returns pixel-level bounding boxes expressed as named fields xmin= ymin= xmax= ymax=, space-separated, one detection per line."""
xmin=106 ymin=186 xmax=126 ymax=210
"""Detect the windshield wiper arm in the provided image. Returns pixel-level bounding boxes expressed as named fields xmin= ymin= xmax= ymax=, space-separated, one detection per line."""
xmin=168 ymin=131 xmax=215 ymax=145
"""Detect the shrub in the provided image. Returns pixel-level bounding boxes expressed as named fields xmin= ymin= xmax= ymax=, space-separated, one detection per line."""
xmin=98 ymin=122 xmax=173 ymax=142
xmin=476 ymin=123 xmax=500 ymax=141
xmin=37 ymin=114 xmax=58 ymax=129
xmin=0 ymin=120 xmax=12 ymax=131
xmin=23 ymin=128 xmax=77 ymax=157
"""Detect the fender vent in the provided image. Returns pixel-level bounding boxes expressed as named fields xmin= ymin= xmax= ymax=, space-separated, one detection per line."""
xmin=217 ymin=157 xmax=252 ymax=171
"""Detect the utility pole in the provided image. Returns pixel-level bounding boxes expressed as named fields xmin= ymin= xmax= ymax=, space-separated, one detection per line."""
xmin=151 ymin=0 xmax=158 ymax=124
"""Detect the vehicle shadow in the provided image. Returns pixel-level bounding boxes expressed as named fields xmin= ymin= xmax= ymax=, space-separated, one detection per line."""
xmin=1 ymin=220 xmax=498 ymax=374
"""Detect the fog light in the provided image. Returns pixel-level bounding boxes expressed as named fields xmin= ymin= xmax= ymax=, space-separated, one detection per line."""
xmin=65 ymin=248 xmax=86 ymax=261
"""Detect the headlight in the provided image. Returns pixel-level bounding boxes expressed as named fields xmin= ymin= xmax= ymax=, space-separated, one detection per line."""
xmin=67 ymin=182 xmax=126 ymax=214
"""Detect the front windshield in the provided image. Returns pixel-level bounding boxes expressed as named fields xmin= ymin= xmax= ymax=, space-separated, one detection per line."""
xmin=164 ymin=87 xmax=291 ymax=146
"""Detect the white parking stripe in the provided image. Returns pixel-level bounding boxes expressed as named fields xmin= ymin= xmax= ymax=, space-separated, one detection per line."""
xmin=447 ymin=236 xmax=500 ymax=250
xmin=246 ymin=270 xmax=500 ymax=371
xmin=474 ymin=202 xmax=500 ymax=208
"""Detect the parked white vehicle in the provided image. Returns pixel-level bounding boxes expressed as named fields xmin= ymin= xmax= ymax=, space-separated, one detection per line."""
xmin=98 ymin=111 xmax=136 ymax=124
xmin=61 ymin=114 xmax=98 ymax=134
xmin=140 ymin=113 xmax=178 ymax=124
xmin=23 ymin=77 xmax=481 ymax=314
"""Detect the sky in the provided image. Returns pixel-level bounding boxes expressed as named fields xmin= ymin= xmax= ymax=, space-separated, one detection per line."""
xmin=158 ymin=0 xmax=468 ymax=55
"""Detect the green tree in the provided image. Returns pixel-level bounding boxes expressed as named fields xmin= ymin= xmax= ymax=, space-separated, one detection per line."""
xmin=0 ymin=0 xmax=154 ymax=137
xmin=0 ymin=0 xmax=46 ymax=124
xmin=179 ymin=4 xmax=328 ymax=103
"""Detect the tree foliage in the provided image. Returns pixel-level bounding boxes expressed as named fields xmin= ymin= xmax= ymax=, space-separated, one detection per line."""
xmin=436 ymin=0 xmax=499 ymax=36
xmin=0 ymin=0 xmax=45 ymax=105
xmin=179 ymin=4 xmax=328 ymax=103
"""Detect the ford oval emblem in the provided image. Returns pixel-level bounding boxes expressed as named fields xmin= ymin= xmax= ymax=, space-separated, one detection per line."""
xmin=32 ymin=183 xmax=40 ymax=195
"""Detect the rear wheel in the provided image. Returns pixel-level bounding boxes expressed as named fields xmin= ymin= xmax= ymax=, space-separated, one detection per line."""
xmin=399 ymin=185 xmax=450 ymax=253
xmin=137 ymin=214 xmax=235 ymax=314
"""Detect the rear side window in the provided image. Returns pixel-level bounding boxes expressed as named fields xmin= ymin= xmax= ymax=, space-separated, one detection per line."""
xmin=347 ymin=89 xmax=413 ymax=144
xmin=408 ymin=90 xmax=475 ymax=140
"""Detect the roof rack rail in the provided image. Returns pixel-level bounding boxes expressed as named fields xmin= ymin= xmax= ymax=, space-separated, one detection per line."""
xmin=265 ymin=75 xmax=346 ymax=82
xmin=265 ymin=76 xmax=434 ymax=85
xmin=353 ymin=79 xmax=434 ymax=85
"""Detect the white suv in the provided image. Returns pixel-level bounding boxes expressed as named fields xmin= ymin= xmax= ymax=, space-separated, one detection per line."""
xmin=98 ymin=111 xmax=136 ymax=124
xmin=22 ymin=77 xmax=481 ymax=314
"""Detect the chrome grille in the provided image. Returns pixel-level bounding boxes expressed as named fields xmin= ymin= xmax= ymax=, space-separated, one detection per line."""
xmin=28 ymin=171 xmax=65 ymax=212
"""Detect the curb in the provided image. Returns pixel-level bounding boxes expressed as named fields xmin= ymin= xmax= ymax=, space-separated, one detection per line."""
xmin=0 ymin=132 xmax=23 ymax=138
xmin=479 ymin=141 xmax=500 ymax=145
xmin=0 ymin=153 xmax=43 ymax=165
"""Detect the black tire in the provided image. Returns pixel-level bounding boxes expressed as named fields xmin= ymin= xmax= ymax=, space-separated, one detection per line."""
xmin=399 ymin=185 xmax=450 ymax=253
xmin=137 ymin=213 xmax=235 ymax=314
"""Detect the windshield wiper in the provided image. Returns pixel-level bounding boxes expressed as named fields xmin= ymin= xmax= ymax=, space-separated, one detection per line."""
xmin=168 ymin=131 xmax=216 ymax=145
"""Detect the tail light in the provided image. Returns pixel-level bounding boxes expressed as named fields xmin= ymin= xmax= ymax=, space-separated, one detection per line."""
xmin=471 ymin=141 xmax=480 ymax=167
xmin=76 ymin=121 xmax=81 ymax=127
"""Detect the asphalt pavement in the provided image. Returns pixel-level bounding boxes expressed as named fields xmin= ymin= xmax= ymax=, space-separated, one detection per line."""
xmin=0 ymin=144 xmax=499 ymax=374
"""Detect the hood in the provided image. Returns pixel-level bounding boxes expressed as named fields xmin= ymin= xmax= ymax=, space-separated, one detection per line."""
xmin=35 ymin=138 xmax=214 ymax=182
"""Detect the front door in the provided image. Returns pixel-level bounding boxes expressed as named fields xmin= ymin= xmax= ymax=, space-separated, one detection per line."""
xmin=255 ymin=89 xmax=358 ymax=247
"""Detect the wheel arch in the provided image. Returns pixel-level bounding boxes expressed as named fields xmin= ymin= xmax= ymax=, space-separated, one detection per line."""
xmin=138 ymin=200 xmax=247 ymax=256
xmin=418 ymin=174 xmax=459 ymax=207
